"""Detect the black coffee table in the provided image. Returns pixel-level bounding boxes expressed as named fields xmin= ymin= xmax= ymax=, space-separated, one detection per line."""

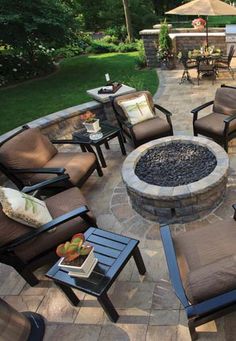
xmin=46 ymin=227 xmax=146 ymax=322
xmin=73 ymin=123 xmax=126 ymax=168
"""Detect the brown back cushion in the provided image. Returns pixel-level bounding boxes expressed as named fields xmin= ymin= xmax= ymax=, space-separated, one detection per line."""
xmin=113 ymin=91 xmax=154 ymax=120
xmin=213 ymin=88 xmax=236 ymax=116
xmin=0 ymin=128 xmax=57 ymax=181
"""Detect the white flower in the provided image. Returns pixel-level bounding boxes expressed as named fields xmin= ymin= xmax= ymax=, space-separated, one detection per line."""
xmin=12 ymin=68 xmax=17 ymax=72
xmin=51 ymin=48 xmax=55 ymax=51
xmin=0 ymin=64 xmax=2 ymax=67
xmin=39 ymin=45 xmax=43 ymax=48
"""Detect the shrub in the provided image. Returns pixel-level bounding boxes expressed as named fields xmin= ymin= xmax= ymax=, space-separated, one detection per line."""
xmin=117 ymin=42 xmax=138 ymax=52
xmin=0 ymin=50 xmax=55 ymax=87
xmin=135 ymin=40 xmax=147 ymax=69
xmin=100 ymin=35 xmax=120 ymax=45
xmin=53 ymin=45 xmax=83 ymax=60
xmin=86 ymin=41 xmax=118 ymax=54
xmin=105 ymin=25 xmax=127 ymax=41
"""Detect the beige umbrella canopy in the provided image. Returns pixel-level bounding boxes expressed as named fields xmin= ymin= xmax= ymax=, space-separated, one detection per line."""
xmin=166 ymin=0 xmax=236 ymax=46
xmin=166 ymin=0 xmax=236 ymax=16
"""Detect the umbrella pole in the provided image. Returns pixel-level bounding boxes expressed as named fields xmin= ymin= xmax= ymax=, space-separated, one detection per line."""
xmin=206 ymin=16 xmax=209 ymax=48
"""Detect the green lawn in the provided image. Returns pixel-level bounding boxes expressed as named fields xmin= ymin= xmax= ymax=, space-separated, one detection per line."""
xmin=0 ymin=52 xmax=158 ymax=134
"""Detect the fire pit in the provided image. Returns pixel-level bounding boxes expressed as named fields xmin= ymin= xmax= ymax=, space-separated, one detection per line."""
xmin=122 ymin=136 xmax=229 ymax=223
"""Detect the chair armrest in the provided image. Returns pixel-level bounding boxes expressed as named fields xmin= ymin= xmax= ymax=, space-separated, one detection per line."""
xmin=0 ymin=206 xmax=91 ymax=252
xmin=191 ymin=100 xmax=214 ymax=122
xmin=191 ymin=100 xmax=214 ymax=115
xmin=10 ymin=167 xmax=66 ymax=175
xmin=22 ymin=174 xmax=70 ymax=194
xmin=224 ymin=114 xmax=236 ymax=124
xmin=221 ymin=84 xmax=236 ymax=90
xmin=122 ymin=119 xmax=133 ymax=129
xmin=232 ymin=204 xmax=236 ymax=220
xmin=160 ymin=225 xmax=189 ymax=307
xmin=154 ymin=104 xmax=172 ymax=117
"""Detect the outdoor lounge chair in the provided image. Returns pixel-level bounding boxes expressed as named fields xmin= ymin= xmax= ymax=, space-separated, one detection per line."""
xmin=191 ymin=86 xmax=236 ymax=151
xmin=111 ymin=91 xmax=173 ymax=148
xmin=215 ymin=45 xmax=235 ymax=80
xmin=161 ymin=212 xmax=236 ymax=341
xmin=0 ymin=125 xmax=103 ymax=192
xmin=0 ymin=175 xmax=96 ymax=286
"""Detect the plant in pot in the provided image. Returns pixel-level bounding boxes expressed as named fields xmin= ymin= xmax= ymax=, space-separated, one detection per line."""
xmin=157 ymin=20 xmax=175 ymax=70
xmin=56 ymin=233 xmax=97 ymax=277
xmin=80 ymin=111 xmax=103 ymax=140
xmin=192 ymin=17 xmax=206 ymax=32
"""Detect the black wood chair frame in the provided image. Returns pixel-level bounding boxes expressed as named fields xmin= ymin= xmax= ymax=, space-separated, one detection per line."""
xmin=0 ymin=125 xmax=103 ymax=191
xmin=160 ymin=222 xmax=236 ymax=341
xmin=0 ymin=175 xmax=96 ymax=286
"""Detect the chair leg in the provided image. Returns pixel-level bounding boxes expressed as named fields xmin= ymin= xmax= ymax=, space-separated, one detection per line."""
xmin=229 ymin=67 xmax=234 ymax=80
xmin=96 ymin=160 xmax=103 ymax=177
xmin=224 ymin=139 xmax=229 ymax=152
xmin=20 ymin=268 xmax=40 ymax=286
xmin=188 ymin=320 xmax=198 ymax=341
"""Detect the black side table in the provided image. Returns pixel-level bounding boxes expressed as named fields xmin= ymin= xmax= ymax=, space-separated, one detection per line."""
xmin=73 ymin=123 xmax=126 ymax=168
xmin=46 ymin=227 xmax=146 ymax=322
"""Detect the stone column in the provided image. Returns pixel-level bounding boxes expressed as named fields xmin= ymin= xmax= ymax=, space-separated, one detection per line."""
xmin=139 ymin=29 xmax=159 ymax=68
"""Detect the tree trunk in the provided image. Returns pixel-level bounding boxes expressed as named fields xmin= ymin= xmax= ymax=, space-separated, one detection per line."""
xmin=122 ymin=0 xmax=133 ymax=42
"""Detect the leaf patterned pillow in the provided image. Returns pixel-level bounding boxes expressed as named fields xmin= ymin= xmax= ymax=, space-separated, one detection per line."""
xmin=0 ymin=187 xmax=52 ymax=228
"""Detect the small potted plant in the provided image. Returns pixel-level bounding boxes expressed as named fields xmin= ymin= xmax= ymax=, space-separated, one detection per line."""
xmin=80 ymin=111 xmax=101 ymax=133
xmin=56 ymin=233 xmax=97 ymax=277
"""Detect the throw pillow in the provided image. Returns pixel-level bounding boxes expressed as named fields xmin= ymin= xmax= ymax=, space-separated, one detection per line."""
xmin=118 ymin=94 xmax=154 ymax=125
xmin=0 ymin=187 xmax=52 ymax=228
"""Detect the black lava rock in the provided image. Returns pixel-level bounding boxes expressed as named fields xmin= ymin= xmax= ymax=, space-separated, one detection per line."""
xmin=135 ymin=142 xmax=217 ymax=187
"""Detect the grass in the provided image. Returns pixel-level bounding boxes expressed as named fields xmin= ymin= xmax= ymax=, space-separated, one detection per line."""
xmin=0 ymin=52 xmax=158 ymax=134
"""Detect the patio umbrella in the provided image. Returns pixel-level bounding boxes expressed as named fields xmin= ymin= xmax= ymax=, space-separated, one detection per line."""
xmin=166 ymin=0 xmax=236 ymax=47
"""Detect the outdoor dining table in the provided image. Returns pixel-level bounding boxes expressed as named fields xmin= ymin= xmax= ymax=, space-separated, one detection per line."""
xmin=189 ymin=49 xmax=222 ymax=64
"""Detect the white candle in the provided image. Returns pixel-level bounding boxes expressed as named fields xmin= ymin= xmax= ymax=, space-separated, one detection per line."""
xmin=105 ymin=73 xmax=110 ymax=82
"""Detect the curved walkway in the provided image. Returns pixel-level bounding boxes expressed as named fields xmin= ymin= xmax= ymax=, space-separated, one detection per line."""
xmin=1 ymin=68 xmax=236 ymax=341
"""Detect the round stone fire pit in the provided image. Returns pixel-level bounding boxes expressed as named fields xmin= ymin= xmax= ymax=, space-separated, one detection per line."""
xmin=122 ymin=136 xmax=229 ymax=223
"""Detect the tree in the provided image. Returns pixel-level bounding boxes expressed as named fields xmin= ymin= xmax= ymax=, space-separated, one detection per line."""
xmin=0 ymin=0 xmax=77 ymax=59
xmin=122 ymin=0 xmax=133 ymax=42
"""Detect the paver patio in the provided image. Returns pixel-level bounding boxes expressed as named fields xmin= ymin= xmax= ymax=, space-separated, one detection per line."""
xmin=1 ymin=65 xmax=236 ymax=340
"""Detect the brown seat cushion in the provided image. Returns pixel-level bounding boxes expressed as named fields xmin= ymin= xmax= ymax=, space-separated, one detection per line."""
xmin=173 ymin=220 xmax=236 ymax=303
xmin=194 ymin=112 xmax=236 ymax=136
xmin=185 ymin=255 xmax=236 ymax=304
xmin=0 ymin=187 xmax=95 ymax=262
xmin=132 ymin=116 xmax=171 ymax=142
xmin=0 ymin=128 xmax=57 ymax=183
xmin=30 ymin=151 xmax=97 ymax=186
xmin=213 ymin=88 xmax=236 ymax=116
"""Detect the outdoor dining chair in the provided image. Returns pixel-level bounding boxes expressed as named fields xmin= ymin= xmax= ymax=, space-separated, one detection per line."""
xmin=0 ymin=175 xmax=96 ymax=286
xmin=191 ymin=86 xmax=236 ymax=151
xmin=179 ymin=51 xmax=198 ymax=84
xmin=161 ymin=209 xmax=236 ymax=340
xmin=111 ymin=90 xmax=173 ymax=148
xmin=215 ymin=45 xmax=235 ymax=80
xmin=0 ymin=125 xmax=103 ymax=192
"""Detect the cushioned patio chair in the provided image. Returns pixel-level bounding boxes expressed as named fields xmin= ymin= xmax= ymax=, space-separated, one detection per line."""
xmin=161 ymin=212 xmax=236 ymax=341
xmin=111 ymin=91 xmax=173 ymax=148
xmin=0 ymin=175 xmax=96 ymax=286
xmin=215 ymin=45 xmax=235 ymax=80
xmin=0 ymin=125 xmax=103 ymax=191
xmin=191 ymin=86 xmax=236 ymax=151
